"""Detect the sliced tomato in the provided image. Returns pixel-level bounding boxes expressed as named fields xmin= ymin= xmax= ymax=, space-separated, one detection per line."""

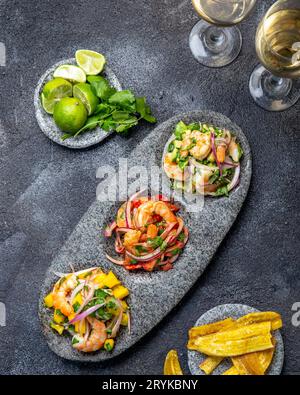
xmin=124 ymin=264 xmax=143 ymax=271
xmin=160 ymin=262 xmax=173 ymax=271
xmin=152 ymin=214 xmax=162 ymax=223
xmin=132 ymin=200 xmax=143 ymax=209
xmin=142 ymin=260 xmax=157 ymax=272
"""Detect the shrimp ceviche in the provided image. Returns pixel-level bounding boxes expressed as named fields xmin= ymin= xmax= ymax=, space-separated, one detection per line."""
xmin=104 ymin=193 xmax=189 ymax=272
xmin=163 ymin=121 xmax=243 ymax=197
xmin=44 ymin=267 xmax=130 ymax=353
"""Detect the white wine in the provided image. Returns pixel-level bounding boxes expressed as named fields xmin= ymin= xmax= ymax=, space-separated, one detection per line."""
xmin=192 ymin=0 xmax=256 ymax=26
xmin=256 ymin=9 xmax=300 ymax=79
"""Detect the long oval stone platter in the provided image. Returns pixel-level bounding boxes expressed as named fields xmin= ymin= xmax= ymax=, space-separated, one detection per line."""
xmin=39 ymin=110 xmax=252 ymax=361
xmin=34 ymin=58 xmax=122 ymax=149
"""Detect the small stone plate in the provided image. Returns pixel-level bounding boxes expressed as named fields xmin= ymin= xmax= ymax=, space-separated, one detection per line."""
xmin=34 ymin=58 xmax=122 ymax=149
xmin=188 ymin=304 xmax=284 ymax=375
xmin=39 ymin=110 xmax=252 ymax=362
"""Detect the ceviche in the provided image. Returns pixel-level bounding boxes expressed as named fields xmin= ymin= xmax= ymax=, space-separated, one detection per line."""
xmin=163 ymin=121 xmax=243 ymax=196
xmin=44 ymin=267 xmax=130 ymax=353
xmin=105 ymin=193 xmax=189 ymax=272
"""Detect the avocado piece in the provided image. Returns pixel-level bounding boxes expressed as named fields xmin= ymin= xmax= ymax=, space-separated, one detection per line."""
xmin=170 ymin=147 xmax=178 ymax=162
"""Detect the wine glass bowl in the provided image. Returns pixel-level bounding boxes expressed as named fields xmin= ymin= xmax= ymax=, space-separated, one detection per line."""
xmin=189 ymin=0 xmax=257 ymax=68
xmin=250 ymin=0 xmax=300 ymax=111
xmin=192 ymin=0 xmax=257 ymax=27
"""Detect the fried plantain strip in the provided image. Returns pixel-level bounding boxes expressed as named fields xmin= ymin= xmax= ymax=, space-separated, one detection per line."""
xmin=189 ymin=333 xmax=274 ymax=357
xmin=189 ymin=318 xmax=235 ymax=339
xmin=231 ymin=340 xmax=275 ymax=376
xmin=199 ymin=356 xmax=224 ymax=375
xmin=222 ymin=366 xmax=240 ymax=375
xmin=237 ymin=312 xmax=282 ymax=331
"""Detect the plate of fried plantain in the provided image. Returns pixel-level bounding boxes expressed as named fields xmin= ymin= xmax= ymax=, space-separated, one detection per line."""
xmin=188 ymin=304 xmax=284 ymax=375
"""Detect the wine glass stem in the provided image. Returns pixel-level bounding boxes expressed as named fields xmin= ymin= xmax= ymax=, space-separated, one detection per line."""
xmin=203 ymin=26 xmax=227 ymax=53
xmin=264 ymin=74 xmax=292 ymax=97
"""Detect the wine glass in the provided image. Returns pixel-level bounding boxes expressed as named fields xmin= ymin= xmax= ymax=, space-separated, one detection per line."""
xmin=249 ymin=0 xmax=300 ymax=111
xmin=189 ymin=0 xmax=257 ymax=67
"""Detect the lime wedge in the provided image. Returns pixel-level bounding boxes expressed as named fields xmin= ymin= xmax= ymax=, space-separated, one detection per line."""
xmin=53 ymin=64 xmax=86 ymax=83
xmin=75 ymin=50 xmax=106 ymax=75
xmin=73 ymin=82 xmax=99 ymax=115
xmin=41 ymin=77 xmax=73 ymax=114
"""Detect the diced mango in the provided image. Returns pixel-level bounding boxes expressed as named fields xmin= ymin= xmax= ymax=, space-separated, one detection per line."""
xmin=68 ymin=312 xmax=76 ymax=321
xmin=113 ymin=285 xmax=129 ymax=300
xmin=121 ymin=313 xmax=128 ymax=326
xmin=94 ymin=273 xmax=107 ymax=287
xmin=104 ymin=339 xmax=115 ymax=351
xmin=44 ymin=293 xmax=54 ymax=308
xmin=75 ymin=320 xmax=86 ymax=336
xmin=121 ymin=300 xmax=128 ymax=311
xmin=73 ymin=292 xmax=83 ymax=306
xmin=104 ymin=271 xmax=121 ymax=288
xmin=54 ymin=309 xmax=65 ymax=324
xmin=50 ymin=322 xmax=64 ymax=335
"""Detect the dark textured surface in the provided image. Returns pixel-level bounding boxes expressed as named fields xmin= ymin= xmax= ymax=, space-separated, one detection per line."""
xmin=39 ymin=110 xmax=251 ymax=362
xmin=0 ymin=0 xmax=299 ymax=374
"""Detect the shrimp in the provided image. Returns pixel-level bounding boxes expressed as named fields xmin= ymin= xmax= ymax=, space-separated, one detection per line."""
xmin=52 ymin=274 xmax=77 ymax=317
xmin=189 ymin=133 xmax=211 ymax=160
xmin=163 ymin=154 xmax=189 ymax=181
xmin=228 ymin=138 xmax=240 ymax=162
xmin=123 ymin=230 xmax=141 ymax=248
xmin=216 ymin=145 xmax=226 ymax=163
xmin=73 ymin=317 xmax=107 ymax=353
xmin=136 ymin=201 xmax=177 ymax=227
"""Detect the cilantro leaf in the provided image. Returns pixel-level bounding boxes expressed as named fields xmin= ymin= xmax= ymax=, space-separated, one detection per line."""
xmin=108 ymin=90 xmax=136 ymax=112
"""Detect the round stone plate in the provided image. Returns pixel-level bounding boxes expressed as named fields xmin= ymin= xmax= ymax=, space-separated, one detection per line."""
xmin=188 ymin=304 xmax=284 ymax=375
xmin=39 ymin=110 xmax=252 ymax=362
xmin=34 ymin=58 xmax=122 ymax=149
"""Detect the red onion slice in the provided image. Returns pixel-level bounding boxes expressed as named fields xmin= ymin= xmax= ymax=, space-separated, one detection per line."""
xmin=227 ymin=164 xmax=240 ymax=192
xmin=126 ymin=247 xmax=162 ymax=263
xmin=211 ymin=132 xmax=222 ymax=176
xmin=189 ymin=157 xmax=218 ymax=171
xmin=108 ymin=299 xmax=123 ymax=338
xmin=104 ymin=221 xmax=117 ymax=237
xmin=68 ymin=303 xmax=105 ymax=325
xmin=70 ymin=283 xmax=85 ymax=305
xmin=106 ymin=254 xmax=125 ymax=266
xmin=125 ymin=189 xmax=147 ymax=229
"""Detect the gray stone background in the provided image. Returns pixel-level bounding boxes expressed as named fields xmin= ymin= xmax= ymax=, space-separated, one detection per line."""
xmin=0 ymin=0 xmax=299 ymax=375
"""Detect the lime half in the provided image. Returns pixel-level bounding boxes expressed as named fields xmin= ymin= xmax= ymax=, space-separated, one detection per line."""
xmin=75 ymin=50 xmax=106 ymax=75
xmin=53 ymin=97 xmax=87 ymax=133
xmin=73 ymin=83 xmax=99 ymax=115
xmin=53 ymin=64 xmax=86 ymax=83
xmin=41 ymin=77 xmax=73 ymax=114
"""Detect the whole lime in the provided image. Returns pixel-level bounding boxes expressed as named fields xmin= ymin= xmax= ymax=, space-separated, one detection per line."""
xmin=53 ymin=97 xmax=87 ymax=133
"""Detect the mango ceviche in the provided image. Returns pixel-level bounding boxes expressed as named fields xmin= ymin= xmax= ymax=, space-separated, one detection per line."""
xmin=44 ymin=267 xmax=130 ymax=353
